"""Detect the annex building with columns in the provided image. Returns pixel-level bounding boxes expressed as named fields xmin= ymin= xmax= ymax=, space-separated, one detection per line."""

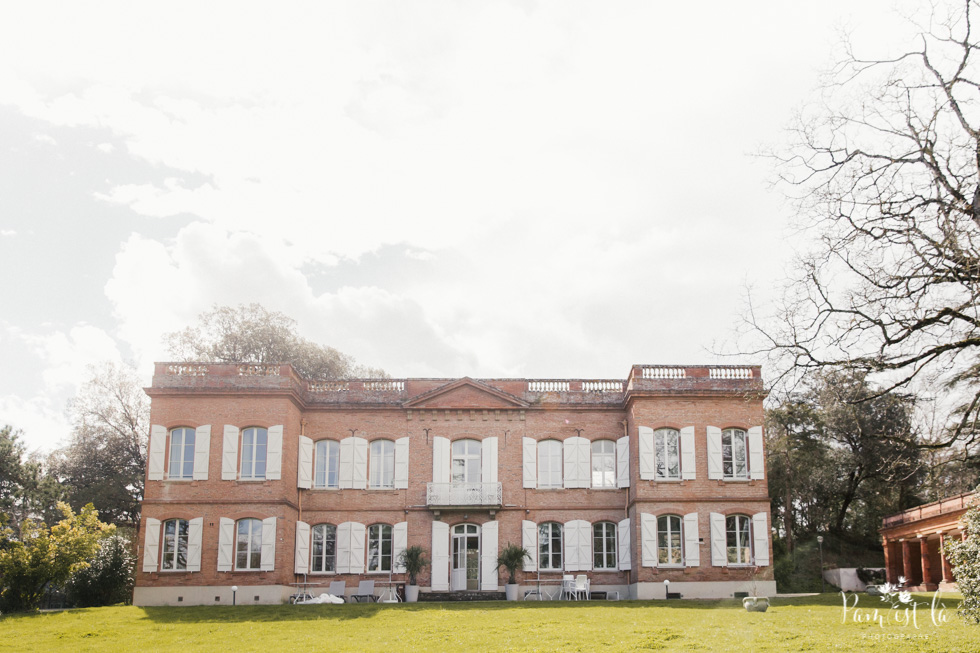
xmin=134 ymin=362 xmax=773 ymax=606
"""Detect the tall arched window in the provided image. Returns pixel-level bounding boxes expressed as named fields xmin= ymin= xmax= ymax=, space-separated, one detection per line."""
xmin=593 ymin=522 xmax=617 ymax=569
xmin=369 ymin=440 xmax=395 ymax=489
xmin=311 ymin=523 xmax=337 ymax=572
xmin=452 ymin=439 xmax=481 ymax=483
xmin=591 ymin=440 xmax=616 ymax=488
xmin=367 ymin=524 xmax=393 ymax=571
xmin=726 ymin=514 xmax=752 ymax=565
xmin=168 ymin=428 xmax=195 ymax=480
xmin=538 ymin=522 xmax=563 ymax=570
xmin=722 ymin=429 xmax=748 ymax=479
xmin=657 ymin=515 xmax=683 ymax=565
xmin=314 ymin=440 xmax=340 ymax=489
xmin=161 ymin=518 xmax=189 ymax=570
xmin=241 ymin=427 xmax=268 ymax=480
xmin=538 ymin=440 xmax=562 ymax=488
xmin=236 ymin=518 xmax=263 ymax=570
xmin=654 ymin=428 xmax=681 ymax=479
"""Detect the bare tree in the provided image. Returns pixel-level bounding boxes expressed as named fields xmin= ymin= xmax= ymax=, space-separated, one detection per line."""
xmin=746 ymin=1 xmax=980 ymax=459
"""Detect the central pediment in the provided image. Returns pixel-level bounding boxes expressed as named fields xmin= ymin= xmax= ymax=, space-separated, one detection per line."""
xmin=404 ymin=378 xmax=529 ymax=409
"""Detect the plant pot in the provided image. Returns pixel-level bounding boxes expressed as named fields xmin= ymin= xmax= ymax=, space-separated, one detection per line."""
xmin=405 ymin=585 xmax=420 ymax=603
xmin=742 ymin=597 xmax=769 ymax=612
xmin=505 ymin=584 xmax=520 ymax=601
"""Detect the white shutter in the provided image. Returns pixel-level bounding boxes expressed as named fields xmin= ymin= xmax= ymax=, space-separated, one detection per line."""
xmin=563 ymin=439 xmax=575 ymax=488
xmin=431 ymin=521 xmax=450 ymax=590
xmin=297 ymin=436 xmax=313 ymax=489
xmin=680 ymin=426 xmax=695 ymax=480
xmin=710 ymin=512 xmax=727 ymax=567
xmin=349 ymin=522 xmax=366 ymax=573
xmin=394 ymin=437 xmax=410 ymax=489
xmin=339 ymin=438 xmax=354 ymax=488
xmin=748 ymin=427 xmax=765 ymax=480
xmin=142 ymin=517 xmax=161 ymax=572
xmin=266 ymin=425 xmax=283 ymax=480
xmin=707 ymin=427 xmax=723 ymax=479
xmin=683 ymin=512 xmax=700 ymax=567
xmin=148 ymin=425 xmax=166 ymax=481
xmin=222 ymin=425 xmax=239 ymax=480
xmin=753 ymin=512 xmax=770 ymax=566
xmin=564 ymin=520 xmax=580 ymax=571
xmin=616 ymin=436 xmax=630 ymax=488
xmin=351 ymin=437 xmax=368 ymax=489
xmin=522 ymin=437 xmax=537 ymax=488
xmin=641 ymin=513 xmax=657 ymax=568
xmin=295 ymin=521 xmax=310 ymax=574
xmin=522 ymin=520 xmax=538 ymax=572
xmin=577 ymin=520 xmax=593 ymax=572
xmin=218 ymin=517 xmax=235 ymax=571
xmin=576 ymin=439 xmax=591 ymax=488
xmin=433 ymin=437 xmax=450 ymax=484
xmin=193 ymin=425 xmax=211 ymax=481
xmin=617 ymin=518 xmax=631 ymax=571
xmin=482 ymin=437 xmax=498 ymax=484
xmin=393 ymin=521 xmax=408 ymax=572
xmin=336 ymin=522 xmax=352 ymax=573
xmin=187 ymin=517 xmax=203 ymax=572
xmin=480 ymin=521 xmax=498 ymax=590
xmin=639 ymin=426 xmax=655 ymax=480
xmin=261 ymin=516 xmax=277 ymax=571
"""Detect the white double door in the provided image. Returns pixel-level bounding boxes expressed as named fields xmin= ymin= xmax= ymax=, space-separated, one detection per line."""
xmin=451 ymin=523 xmax=480 ymax=591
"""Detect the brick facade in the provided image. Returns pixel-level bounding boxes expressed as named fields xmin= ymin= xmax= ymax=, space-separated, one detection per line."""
xmin=134 ymin=363 xmax=774 ymax=605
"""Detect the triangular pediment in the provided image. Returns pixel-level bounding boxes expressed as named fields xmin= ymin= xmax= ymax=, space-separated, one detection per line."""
xmin=404 ymin=378 xmax=529 ymax=409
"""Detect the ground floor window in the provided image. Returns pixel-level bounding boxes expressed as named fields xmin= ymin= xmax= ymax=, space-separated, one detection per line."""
xmin=236 ymin=518 xmax=262 ymax=570
xmin=539 ymin=522 xmax=563 ymax=570
xmin=312 ymin=523 xmax=337 ymax=572
xmin=367 ymin=524 xmax=392 ymax=572
xmin=593 ymin=522 xmax=617 ymax=569
xmin=161 ymin=518 xmax=189 ymax=570
xmin=726 ymin=515 xmax=751 ymax=565
xmin=658 ymin=515 xmax=683 ymax=565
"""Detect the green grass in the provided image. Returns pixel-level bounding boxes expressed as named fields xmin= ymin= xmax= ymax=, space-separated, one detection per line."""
xmin=1 ymin=593 xmax=975 ymax=652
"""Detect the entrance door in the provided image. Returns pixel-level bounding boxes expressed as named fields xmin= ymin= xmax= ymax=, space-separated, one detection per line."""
xmin=451 ymin=524 xmax=480 ymax=591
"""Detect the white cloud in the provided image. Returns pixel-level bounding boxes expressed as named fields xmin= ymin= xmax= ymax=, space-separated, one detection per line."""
xmin=0 ymin=394 xmax=71 ymax=453
xmin=26 ymin=324 xmax=124 ymax=390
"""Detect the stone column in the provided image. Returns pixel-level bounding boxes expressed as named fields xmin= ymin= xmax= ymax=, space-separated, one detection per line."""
xmin=939 ymin=532 xmax=953 ymax=583
xmin=902 ymin=540 xmax=913 ymax=584
xmin=919 ymin=536 xmax=932 ymax=587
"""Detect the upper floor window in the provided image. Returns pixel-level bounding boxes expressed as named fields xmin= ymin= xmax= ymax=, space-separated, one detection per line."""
xmin=722 ymin=429 xmax=748 ymax=479
xmin=236 ymin=518 xmax=263 ymax=570
xmin=658 ymin=515 xmax=683 ymax=565
xmin=314 ymin=440 xmax=340 ymax=489
xmin=367 ymin=524 xmax=393 ymax=572
xmin=591 ymin=440 xmax=616 ymax=488
xmin=655 ymin=429 xmax=681 ymax=480
xmin=241 ymin=427 xmax=268 ymax=480
xmin=369 ymin=440 xmax=395 ymax=489
xmin=726 ymin=515 xmax=752 ymax=565
xmin=452 ymin=439 xmax=481 ymax=483
xmin=593 ymin=521 xmax=617 ymax=569
xmin=168 ymin=428 xmax=196 ymax=480
xmin=538 ymin=440 xmax=562 ymax=489
xmin=161 ymin=518 xmax=189 ymax=570
xmin=538 ymin=522 xmax=563 ymax=570
xmin=311 ymin=523 xmax=337 ymax=572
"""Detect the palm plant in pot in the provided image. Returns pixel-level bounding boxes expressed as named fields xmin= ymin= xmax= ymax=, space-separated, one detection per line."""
xmin=397 ymin=545 xmax=430 ymax=603
xmin=496 ymin=543 xmax=531 ymax=601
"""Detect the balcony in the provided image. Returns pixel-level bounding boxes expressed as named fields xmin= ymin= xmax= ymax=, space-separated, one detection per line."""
xmin=426 ymin=482 xmax=502 ymax=509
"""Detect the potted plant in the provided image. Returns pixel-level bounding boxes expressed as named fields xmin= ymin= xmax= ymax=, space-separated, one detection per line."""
xmin=742 ymin=567 xmax=770 ymax=612
xmin=496 ymin=543 xmax=531 ymax=601
xmin=397 ymin=545 xmax=430 ymax=603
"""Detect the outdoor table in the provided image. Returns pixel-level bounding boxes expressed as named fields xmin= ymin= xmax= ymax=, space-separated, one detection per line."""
xmin=288 ymin=581 xmax=323 ymax=603
xmin=529 ymin=578 xmax=564 ymax=601
xmin=375 ymin=581 xmax=402 ymax=603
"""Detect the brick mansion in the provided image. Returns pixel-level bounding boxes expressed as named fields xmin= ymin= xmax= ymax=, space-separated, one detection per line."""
xmin=134 ymin=362 xmax=773 ymax=605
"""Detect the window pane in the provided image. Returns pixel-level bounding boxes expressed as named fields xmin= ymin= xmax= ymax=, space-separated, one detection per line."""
xmin=326 ymin=442 xmax=340 ymax=487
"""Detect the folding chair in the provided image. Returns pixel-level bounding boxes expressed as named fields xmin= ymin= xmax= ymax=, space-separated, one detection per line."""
xmin=351 ymin=580 xmax=378 ymax=603
xmin=328 ymin=580 xmax=347 ymax=603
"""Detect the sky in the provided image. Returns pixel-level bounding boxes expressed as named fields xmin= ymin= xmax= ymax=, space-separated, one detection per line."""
xmin=0 ymin=0 xmax=920 ymax=452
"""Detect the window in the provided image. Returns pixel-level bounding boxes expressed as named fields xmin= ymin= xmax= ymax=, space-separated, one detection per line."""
xmin=311 ymin=524 xmax=337 ymax=572
xmin=726 ymin=515 xmax=752 ymax=565
xmin=658 ymin=515 xmax=683 ymax=565
xmin=161 ymin=519 xmax=189 ymax=570
xmin=591 ymin=440 xmax=616 ymax=488
xmin=655 ymin=428 xmax=681 ymax=479
xmin=538 ymin=440 xmax=562 ymax=488
xmin=722 ymin=429 xmax=748 ymax=479
xmin=236 ymin=518 xmax=263 ymax=570
xmin=168 ymin=428 xmax=195 ymax=479
xmin=593 ymin=522 xmax=617 ymax=569
xmin=538 ymin=522 xmax=563 ymax=570
xmin=314 ymin=440 xmax=340 ymax=489
xmin=451 ymin=439 xmax=481 ymax=483
xmin=241 ymin=427 xmax=268 ymax=479
xmin=369 ymin=440 xmax=395 ymax=489
xmin=367 ymin=524 xmax=393 ymax=572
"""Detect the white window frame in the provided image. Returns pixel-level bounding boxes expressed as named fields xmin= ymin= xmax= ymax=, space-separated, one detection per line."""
xmin=168 ymin=428 xmax=196 ymax=480
xmin=451 ymin=439 xmax=482 ymax=483
xmin=367 ymin=523 xmax=393 ymax=572
xmin=240 ymin=427 xmax=268 ymax=480
xmin=161 ymin=518 xmax=189 ymax=571
xmin=311 ymin=523 xmax=337 ymax=573
xmin=236 ymin=518 xmax=263 ymax=570
xmin=314 ymin=440 xmax=340 ymax=489
xmin=592 ymin=521 xmax=617 ymax=569
xmin=538 ymin=522 xmax=563 ymax=570
xmin=591 ymin=440 xmax=616 ymax=488
xmin=726 ymin=514 xmax=752 ymax=565
xmin=369 ymin=440 xmax=395 ymax=489
xmin=722 ymin=429 xmax=749 ymax=480
xmin=654 ymin=428 xmax=681 ymax=480
xmin=537 ymin=440 xmax=562 ymax=489
xmin=657 ymin=514 xmax=684 ymax=566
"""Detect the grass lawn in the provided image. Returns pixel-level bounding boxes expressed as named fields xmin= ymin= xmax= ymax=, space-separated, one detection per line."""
xmin=1 ymin=593 xmax=975 ymax=652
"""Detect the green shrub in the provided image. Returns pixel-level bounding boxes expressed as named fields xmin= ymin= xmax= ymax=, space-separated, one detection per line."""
xmin=65 ymin=535 xmax=134 ymax=607
xmin=944 ymin=493 xmax=980 ymax=624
